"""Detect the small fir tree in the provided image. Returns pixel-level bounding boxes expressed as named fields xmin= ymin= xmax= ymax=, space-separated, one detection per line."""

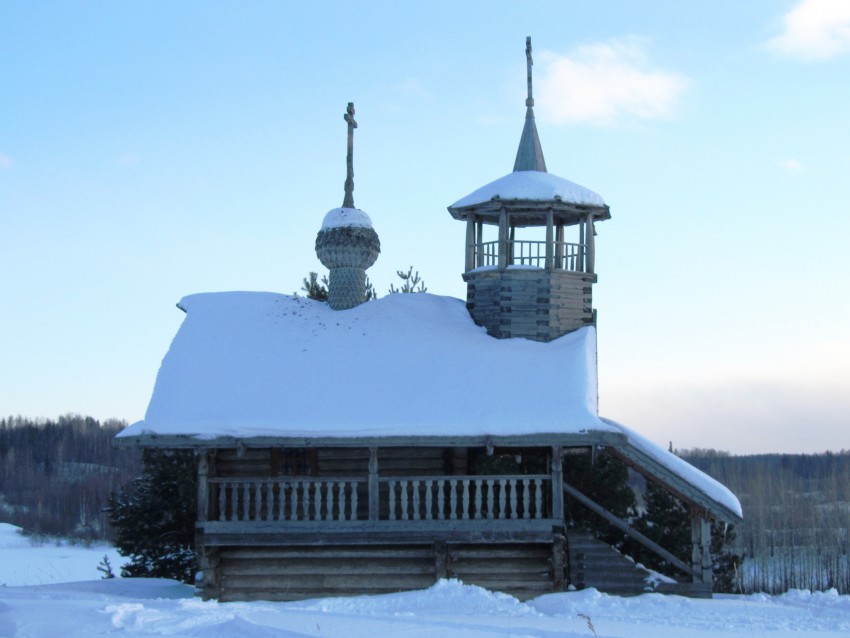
xmin=388 ymin=266 xmax=427 ymax=294
xmin=107 ymin=449 xmax=197 ymax=583
xmin=302 ymin=272 xmax=329 ymax=301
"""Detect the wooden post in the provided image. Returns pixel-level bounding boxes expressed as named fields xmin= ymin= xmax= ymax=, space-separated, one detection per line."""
xmin=555 ymin=224 xmax=564 ymax=269
xmin=545 ymin=208 xmax=554 ymax=271
xmin=585 ymin=213 xmax=595 ymax=274
xmin=465 ymin=216 xmax=476 ymax=272
xmin=700 ymin=516 xmax=712 ymax=584
xmin=476 ymin=221 xmax=484 ymax=267
xmin=197 ymin=451 xmax=209 ymax=523
xmin=498 ymin=208 xmax=509 ymax=270
xmin=434 ymin=540 xmax=448 ymax=579
xmin=690 ymin=508 xmax=712 ymax=585
xmin=551 ymin=447 xmax=564 ymax=520
xmin=578 ymin=220 xmax=585 ymax=272
xmin=368 ymin=447 xmax=379 ymax=522
xmin=552 ymin=525 xmax=566 ymax=590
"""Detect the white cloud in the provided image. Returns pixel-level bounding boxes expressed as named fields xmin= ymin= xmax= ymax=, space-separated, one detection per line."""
xmin=777 ymin=158 xmax=805 ymax=172
xmin=0 ymin=152 xmax=13 ymax=170
xmin=768 ymin=0 xmax=850 ymax=60
xmin=535 ymin=37 xmax=691 ymax=126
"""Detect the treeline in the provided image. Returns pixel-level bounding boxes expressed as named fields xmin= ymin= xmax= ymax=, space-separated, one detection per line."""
xmin=680 ymin=448 xmax=850 ymax=594
xmin=0 ymin=415 xmax=142 ymax=540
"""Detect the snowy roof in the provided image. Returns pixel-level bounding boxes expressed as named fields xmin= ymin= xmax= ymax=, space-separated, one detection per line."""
xmin=450 ymin=170 xmax=606 ymax=211
xmin=118 ymin=290 xmax=741 ymax=521
xmin=119 ymin=292 xmax=612 ymax=441
xmin=321 ymin=207 xmax=373 ymax=230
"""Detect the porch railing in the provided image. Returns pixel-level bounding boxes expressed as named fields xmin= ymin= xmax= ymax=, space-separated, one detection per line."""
xmin=471 ymin=240 xmax=584 ymax=271
xmin=384 ymin=476 xmax=549 ymax=521
xmin=208 ymin=475 xmax=551 ymax=523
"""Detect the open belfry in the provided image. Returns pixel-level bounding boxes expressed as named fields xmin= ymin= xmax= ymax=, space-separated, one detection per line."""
xmin=450 ymin=37 xmax=609 ymax=341
xmin=117 ymin=38 xmax=741 ymax=601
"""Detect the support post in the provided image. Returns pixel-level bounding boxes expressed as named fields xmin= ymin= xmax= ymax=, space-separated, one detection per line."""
xmin=369 ymin=447 xmax=379 ymax=522
xmin=555 ymin=224 xmax=564 ymax=269
xmin=585 ymin=213 xmax=596 ymax=274
xmin=197 ymin=451 xmax=209 ymax=522
xmin=465 ymin=216 xmax=476 ymax=272
xmin=476 ymin=221 xmax=484 ymax=267
xmin=551 ymin=447 xmax=564 ymax=520
xmin=498 ymin=208 xmax=509 ymax=270
xmin=691 ymin=508 xmax=713 ymax=586
xmin=545 ymin=208 xmax=554 ymax=271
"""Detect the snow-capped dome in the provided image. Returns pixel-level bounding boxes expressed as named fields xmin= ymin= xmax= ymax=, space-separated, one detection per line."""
xmin=451 ymin=170 xmax=606 ymax=210
xmin=321 ymin=206 xmax=373 ymax=230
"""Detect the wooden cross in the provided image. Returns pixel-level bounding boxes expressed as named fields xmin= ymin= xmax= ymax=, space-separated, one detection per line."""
xmin=525 ymin=36 xmax=534 ymax=107
xmin=343 ymin=102 xmax=357 ymax=208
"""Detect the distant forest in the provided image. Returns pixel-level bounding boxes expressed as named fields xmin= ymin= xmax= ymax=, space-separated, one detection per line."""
xmin=0 ymin=415 xmax=141 ymax=540
xmin=0 ymin=416 xmax=848 ymax=593
xmin=681 ymin=448 xmax=850 ymax=594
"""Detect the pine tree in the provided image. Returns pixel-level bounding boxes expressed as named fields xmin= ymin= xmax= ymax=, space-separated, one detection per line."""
xmin=107 ymin=449 xmax=197 ymax=583
xmin=388 ymin=266 xmax=427 ymax=294
xmin=562 ymin=450 xmax=637 ymax=547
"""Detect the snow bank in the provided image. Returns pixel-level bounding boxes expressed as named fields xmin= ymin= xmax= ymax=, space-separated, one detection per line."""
xmin=121 ymin=292 xmax=610 ymax=440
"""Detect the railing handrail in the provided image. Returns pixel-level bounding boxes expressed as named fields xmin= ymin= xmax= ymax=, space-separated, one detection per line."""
xmin=209 ymin=476 xmax=367 ymax=483
xmin=380 ymin=474 xmax=550 ymax=483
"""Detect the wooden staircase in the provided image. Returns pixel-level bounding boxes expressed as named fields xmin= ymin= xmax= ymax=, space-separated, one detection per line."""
xmin=566 ymin=530 xmax=657 ymax=596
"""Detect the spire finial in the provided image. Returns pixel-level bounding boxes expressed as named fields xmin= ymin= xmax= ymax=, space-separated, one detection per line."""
xmin=513 ymin=37 xmax=547 ymax=172
xmin=343 ymin=102 xmax=357 ymax=208
xmin=525 ymin=36 xmax=534 ymax=107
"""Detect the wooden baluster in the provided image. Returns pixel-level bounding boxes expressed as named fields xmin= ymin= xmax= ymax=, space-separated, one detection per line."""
xmin=498 ymin=479 xmax=506 ymax=519
xmin=389 ymin=480 xmax=397 ymax=520
xmin=486 ymin=479 xmax=495 ymax=519
xmin=400 ymin=480 xmax=409 ymax=520
xmin=473 ymin=480 xmax=483 ymax=519
xmin=461 ymin=480 xmax=470 ymax=520
xmin=449 ymin=480 xmax=458 ymax=520
xmin=425 ymin=480 xmax=433 ymax=520
xmin=509 ymin=479 xmax=518 ymax=519
xmin=252 ymin=482 xmax=260 ymax=520
xmin=350 ymin=482 xmax=358 ymax=521
xmin=315 ymin=481 xmax=323 ymax=521
xmin=437 ymin=480 xmax=446 ymax=520
xmin=301 ymin=481 xmax=311 ymax=521
xmin=412 ymin=480 xmax=421 ymax=521
xmin=338 ymin=481 xmax=347 ymax=521
xmin=325 ymin=482 xmax=334 ymax=521
xmin=240 ymin=483 xmax=249 ymax=521
xmin=218 ymin=483 xmax=226 ymax=522
xmin=522 ymin=479 xmax=530 ymax=519
xmin=534 ymin=479 xmax=542 ymax=519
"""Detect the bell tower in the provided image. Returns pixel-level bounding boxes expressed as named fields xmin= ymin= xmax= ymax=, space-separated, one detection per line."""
xmin=448 ymin=38 xmax=611 ymax=341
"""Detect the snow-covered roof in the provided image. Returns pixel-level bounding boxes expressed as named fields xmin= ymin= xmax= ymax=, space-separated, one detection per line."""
xmin=450 ymin=170 xmax=606 ymax=210
xmin=602 ymin=419 xmax=743 ymax=520
xmin=119 ymin=290 xmax=741 ymax=521
xmin=119 ymin=292 xmax=611 ymax=441
xmin=321 ymin=207 xmax=373 ymax=230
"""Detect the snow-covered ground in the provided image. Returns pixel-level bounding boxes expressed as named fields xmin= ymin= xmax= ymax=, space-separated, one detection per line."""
xmin=1 ymin=523 xmax=849 ymax=637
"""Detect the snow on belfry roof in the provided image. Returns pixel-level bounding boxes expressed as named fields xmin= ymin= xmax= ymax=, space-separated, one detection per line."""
xmin=321 ymin=206 xmax=373 ymax=230
xmin=450 ymin=170 xmax=606 ymax=210
xmin=118 ymin=292 xmax=615 ymax=441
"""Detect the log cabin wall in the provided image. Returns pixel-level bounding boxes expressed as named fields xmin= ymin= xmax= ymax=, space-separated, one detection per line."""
xmin=209 ymin=541 xmax=561 ymax=602
xmin=463 ymin=269 xmax=595 ymax=341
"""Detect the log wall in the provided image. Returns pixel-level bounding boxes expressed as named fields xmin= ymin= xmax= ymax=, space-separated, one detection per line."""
xmin=463 ymin=269 xmax=595 ymax=341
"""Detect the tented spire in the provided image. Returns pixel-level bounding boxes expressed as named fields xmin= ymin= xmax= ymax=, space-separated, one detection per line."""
xmin=512 ymin=37 xmax=547 ymax=173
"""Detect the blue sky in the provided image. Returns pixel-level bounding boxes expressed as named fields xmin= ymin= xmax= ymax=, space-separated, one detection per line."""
xmin=2 ymin=1 xmax=848 ymax=453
